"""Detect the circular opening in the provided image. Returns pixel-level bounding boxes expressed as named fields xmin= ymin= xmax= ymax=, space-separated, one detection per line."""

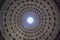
xmin=27 ymin=17 xmax=34 ymax=24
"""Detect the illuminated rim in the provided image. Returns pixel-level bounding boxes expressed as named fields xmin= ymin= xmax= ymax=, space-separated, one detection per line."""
xmin=27 ymin=17 xmax=34 ymax=24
